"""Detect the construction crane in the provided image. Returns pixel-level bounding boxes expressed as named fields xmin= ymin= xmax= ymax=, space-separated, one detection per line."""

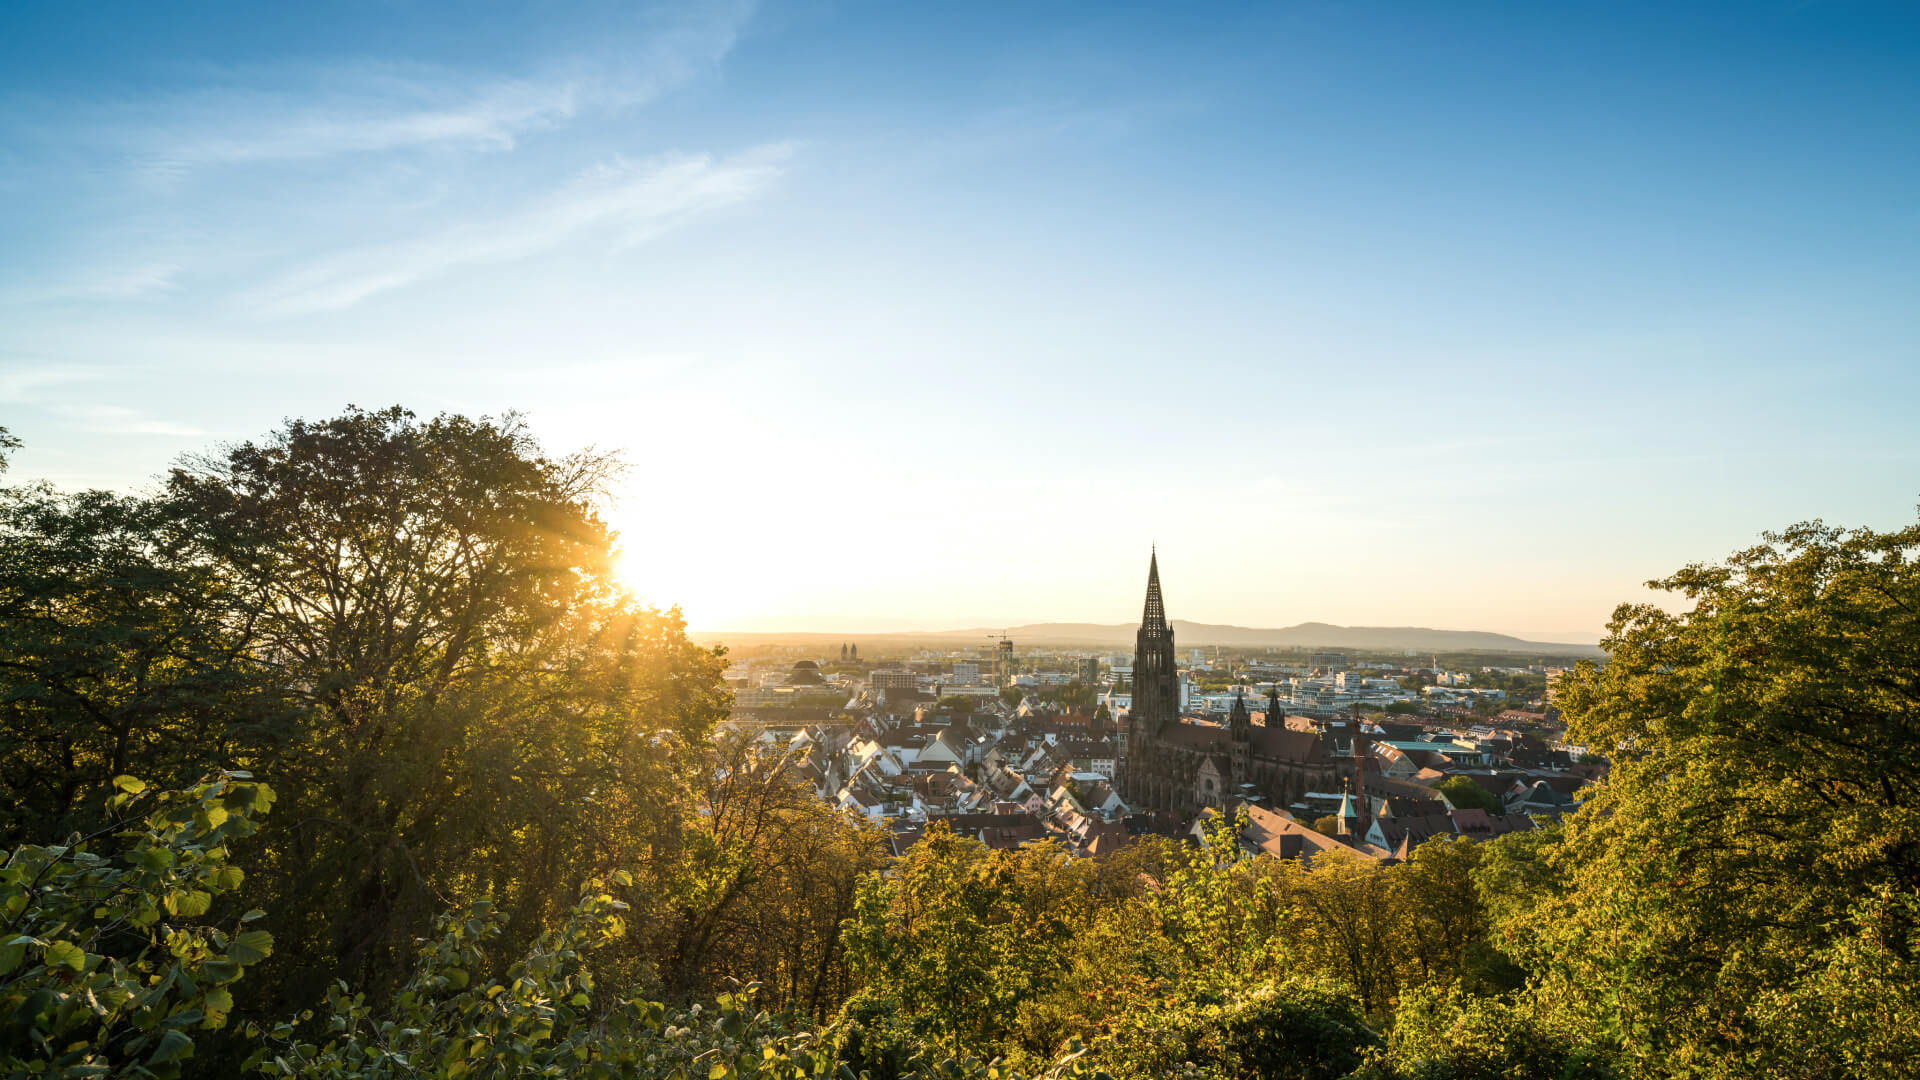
xmin=985 ymin=632 xmax=1015 ymax=687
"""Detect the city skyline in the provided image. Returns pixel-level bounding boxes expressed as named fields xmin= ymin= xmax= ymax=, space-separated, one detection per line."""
xmin=4 ymin=1 xmax=1917 ymax=638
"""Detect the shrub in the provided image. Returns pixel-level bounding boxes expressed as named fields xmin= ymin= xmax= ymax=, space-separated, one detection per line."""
xmin=0 ymin=773 xmax=277 ymax=1079
xmin=1352 ymin=985 xmax=1617 ymax=1080
xmin=1096 ymin=979 xmax=1378 ymax=1080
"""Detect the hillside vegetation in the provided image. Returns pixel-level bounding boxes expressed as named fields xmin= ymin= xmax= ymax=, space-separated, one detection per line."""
xmin=2 ymin=412 xmax=1915 ymax=1079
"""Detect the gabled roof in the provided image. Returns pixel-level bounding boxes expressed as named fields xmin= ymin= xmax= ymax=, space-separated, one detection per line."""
xmin=1083 ymin=819 xmax=1131 ymax=855
xmin=1377 ymin=794 xmax=1449 ymax=819
xmin=1450 ymin=808 xmax=1535 ymax=838
xmin=941 ymin=811 xmax=1047 ymax=851
xmin=1373 ymin=813 xmax=1456 ymax=850
xmin=1236 ymin=804 xmax=1385 ymax=867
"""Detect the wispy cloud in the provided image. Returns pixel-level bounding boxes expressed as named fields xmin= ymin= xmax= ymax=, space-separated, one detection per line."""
xmin=0 ymin=365 xmax=106 ymax=404
xmin=52 ymin=404 xmax=206 ymax=438
xmin=7 ymin=0 xmax=755 ymax=178
xmin=0 ymin=1 xmax=762 ymax=310
xmin=0 ymin=368 xmax=204 ymax=438
xmin=130 ymin=77 xmax=583 ymax=177
xmin=247 ymin=144 xmax=794 ymax=314
xmin=1 ymin=261 xmax=185 ymax=305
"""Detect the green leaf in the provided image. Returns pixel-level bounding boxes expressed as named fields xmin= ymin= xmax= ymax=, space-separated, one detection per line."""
xmin=227 ymin=930 xmax=273 ymax=965
xmin=113 ymin=776 xmax=147 ymax=794
xmin=203 ymin=988 xmax=234 ymax=1028
xmin=150 ymin=1028 xmax=194 ymax=1065
xmin=43 ymin=940 xmax=85 ymax=972
xmin=210 ymin=866 xmax=245 ymax=892
xmin=201 ymin=960 xmax=242 ymax=983
xmin=164 ymin=890 xmax=213 ymax=918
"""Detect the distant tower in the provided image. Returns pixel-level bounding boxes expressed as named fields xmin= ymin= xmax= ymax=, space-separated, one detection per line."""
xmin=995 ymin=636 xmax=1015 ymax=686
xmin=1120 ymin=549 xmax=1180 ymax=809
xmin=1338 ymin=779 xmax=1359 ymax=837
xmin=1132 ymin=549 xmax=1178 ymax=737
xmin=840 ymin=642 xmax=848 ymax=662
xmin=1266 ymin=684 xmax=1284 ymax=724
xmin=850 ymin=643 xmax=858 ymax=661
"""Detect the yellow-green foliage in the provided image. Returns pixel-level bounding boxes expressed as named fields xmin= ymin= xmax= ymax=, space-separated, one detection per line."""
xmin=0 ymin=774 xmax=277 ymax=1078
xmin=1488 ymin=519 xmax=1920 ymax=1078
xmin=8 ymin=413 xmax=1920 ymax=1079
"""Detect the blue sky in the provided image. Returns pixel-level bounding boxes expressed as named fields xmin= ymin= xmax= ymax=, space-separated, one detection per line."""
xmin=2 ymin=1 xmax=1916 ymax=639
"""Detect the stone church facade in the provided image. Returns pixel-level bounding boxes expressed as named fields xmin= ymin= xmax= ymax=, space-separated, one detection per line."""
xmin=1116 ymin=552 xmax=1342 ymax=817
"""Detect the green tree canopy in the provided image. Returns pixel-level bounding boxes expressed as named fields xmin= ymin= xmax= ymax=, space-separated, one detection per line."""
xmin=161 ymin=407 xmax=733 ymax=1010
xmin=0 ymin=487 xmax=289 ymax=842
xmin=1433 ymin=776 xmax=1501 ymax=814
xmin=1486 ymin=516 xmax=1920 ymax=1077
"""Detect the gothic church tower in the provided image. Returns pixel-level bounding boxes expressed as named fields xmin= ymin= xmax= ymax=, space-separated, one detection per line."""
xmin=1133 ymin=549 xmax=1179 ymax=734
xmin=1121 ymin=549 xmax=1179 ymax=804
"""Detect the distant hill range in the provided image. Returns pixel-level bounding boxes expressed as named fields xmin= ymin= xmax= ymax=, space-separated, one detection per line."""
xmin=699 ymin=620 xmax=1602 ymax=656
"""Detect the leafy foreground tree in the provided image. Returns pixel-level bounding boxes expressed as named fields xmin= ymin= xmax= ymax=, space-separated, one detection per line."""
xmin=1 ymin=410 xmax=751 ymax=1021
xmin=0 ymin=411 xmax=889 ymax=1064
xmin=1349 ymin=985 xmax=1618 ymax=1080
xmin=0 ymin=483 xmax=288 ymax=843
xmin=842 ymin=825 xmax=1093 ymax=1059
xmin=1487 ymin=516 xmax=1920 ymax=1078
xmin=1 ymin=773 xmax=278 ymax=1078
xmin=251 ymin=877 xmax=1116 ymax=1080
xmin=19 ymin=412 xmax=1917 ymax=1078
xmin=163 ymin=407 xmax=735 ymax=1008
xmin=634 ymin=736 xmax=890 ymax=1016
xmin=838 ymin=809 xmax=1604 ymax=1080
xmin=1096 ymin=980 xmax=1378 ymax=1080
xmin=6 ymin=776 xmax=1110 ymax=1080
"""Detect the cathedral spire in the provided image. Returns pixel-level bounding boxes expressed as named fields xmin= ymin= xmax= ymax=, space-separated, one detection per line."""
xmin=1126 ymin=547 xmax=1178 ymax=749
xmin=1142 ymin=547 xmax=1168 ymax=629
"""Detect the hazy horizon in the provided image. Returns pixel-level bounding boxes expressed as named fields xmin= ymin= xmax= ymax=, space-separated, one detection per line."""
xmin=5 ymin=1 xmax=1917 ymax=639
xmin=679 ymin=612 xmax=1606 ymax=646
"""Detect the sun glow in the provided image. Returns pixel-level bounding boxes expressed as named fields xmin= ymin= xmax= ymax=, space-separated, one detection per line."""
xmin=607 ymin=521 xmax=777 ymax=631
